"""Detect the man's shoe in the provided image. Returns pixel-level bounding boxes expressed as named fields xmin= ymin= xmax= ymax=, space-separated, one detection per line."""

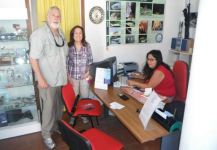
xmin=44 ymin=137 xmax=55 ymax=149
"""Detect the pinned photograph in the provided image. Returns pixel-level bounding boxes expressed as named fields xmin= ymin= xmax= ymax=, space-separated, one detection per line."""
xmin=110 ymin=11 xmax=121 ymax=20
xmin=152 ymin=20 xmax=163 ymax=31
xmin=153 ymin=4 xmax=164 ymax=15
xmin=110 ymin=36 xmax=121 ymax=44
xmin=126 ymin=28 xmax=132 ymax=34
xmin=126 ymin=35 xmax=135 ymax=44
xmin=140 ymin=3 xmax=152 ymax=16
xmin=110 ymin=21 xmax=121 ymax=27
xmin=126 ymin=2 xmax=136 ymax=20
xmin=139 ymin=35 xmax=147 ymax=43
xmin=110 ymin=2 xmax=121 ymax=10
xmin=139 ymin=20 xmax=148 ymax=34
xmin=109 ymin=27 xmax=121 ymax=36
xmin=126 ymin=21 xmax=135 ymax=27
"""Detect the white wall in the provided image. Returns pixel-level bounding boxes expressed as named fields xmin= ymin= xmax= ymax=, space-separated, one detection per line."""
xmin=85 ymin=0 xmax=184 ymax=70
xmin=0 ymin=0 xmax=25 ymax=7
xmin=0 ymin=0 xmax=27 ymax=20
xmin=180 ymin=0 xmax=217 ymax=149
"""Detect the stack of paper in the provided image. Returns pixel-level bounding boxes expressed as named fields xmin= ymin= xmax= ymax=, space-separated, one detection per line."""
xmin=110 ymin=102 xmax=125 ymax=109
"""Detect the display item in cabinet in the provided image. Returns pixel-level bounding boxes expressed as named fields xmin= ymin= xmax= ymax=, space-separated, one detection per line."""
xmin=0 ymin=48 xmax=29 ymax=66
xmin=0 ymin=51 xmax=15 ymax=65
xmin=0 ymin=23 xmax=28 ymax=41
xmin=0 ymin=90 xmax=9 ymax=105
xmin=2 ymin=95 xmax=36 ymax=110
xmin=6 ymin=109 xmax=33 ymax=123
xmin=0 ymin=66 xmax=32 ymax=88
xmin=0 ymin=112 xmax=8 ymax=127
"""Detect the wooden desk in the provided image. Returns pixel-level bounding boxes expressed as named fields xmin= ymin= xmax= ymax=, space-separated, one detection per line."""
xmin=91 ymin=86 xmax=169 ymax=143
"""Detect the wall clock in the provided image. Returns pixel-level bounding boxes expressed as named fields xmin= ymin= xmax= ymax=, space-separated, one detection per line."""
xmin=89 ymin=6 xmax=105 ymax=24
xmin=155 ymin=33 xmax=163 ymax=43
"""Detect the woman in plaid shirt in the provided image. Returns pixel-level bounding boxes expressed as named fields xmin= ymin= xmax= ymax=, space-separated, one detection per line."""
xmin=67 ymin=25 xmax=93 ymax=123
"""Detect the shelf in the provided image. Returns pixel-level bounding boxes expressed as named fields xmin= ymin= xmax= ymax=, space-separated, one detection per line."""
xmin=0 ymin=62 xmax=30 ymax=67
xmin=170 ymin=49 xmax=192 ymax=55
xmin=0 ymin=40 xmax=28 ymax=42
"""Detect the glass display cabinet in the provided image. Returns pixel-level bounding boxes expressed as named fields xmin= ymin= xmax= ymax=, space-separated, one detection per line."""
xmin=0 ymin=20 xmax=40 ymax=139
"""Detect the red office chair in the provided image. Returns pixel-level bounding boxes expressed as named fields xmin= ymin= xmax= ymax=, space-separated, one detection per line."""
xmin=58 ymin=120 xmax=124 ymax=150
xmin=62 ymin=83 xmax=102 ymax=127
xmin=164 ymin=60 xmax=188 ymax=122
xmin=173 ymin=60 xmax=189 ymax=102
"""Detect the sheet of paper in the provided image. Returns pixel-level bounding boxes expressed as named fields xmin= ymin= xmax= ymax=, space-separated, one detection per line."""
xmin=94 ymin=68 xmax=111 ymax=90
xmin=139 ymin=90 xmax=162 ymax=129
xmin=110 ymin=102 xmax=125 ymax=109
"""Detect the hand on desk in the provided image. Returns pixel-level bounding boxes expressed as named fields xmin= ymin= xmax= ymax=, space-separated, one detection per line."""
xmin=128 ymin=72 xmax=144 ymax=79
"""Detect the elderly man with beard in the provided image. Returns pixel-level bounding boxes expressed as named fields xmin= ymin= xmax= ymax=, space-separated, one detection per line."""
xmin=29 ymin=6 xmax=68 ymax=149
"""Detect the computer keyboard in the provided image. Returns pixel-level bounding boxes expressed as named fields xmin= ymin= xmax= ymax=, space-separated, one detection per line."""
xmin=120 ymin=86 xmax=147 ymax=104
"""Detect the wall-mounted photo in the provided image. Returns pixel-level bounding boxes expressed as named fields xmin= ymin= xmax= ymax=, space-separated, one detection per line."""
xmin=126 ymin=35 xmax=135 ymax=44
xmin=109 ymin=27 xmax=121 ymax=36
xmin=153 ymin=4 xmax=164 ymax=15
xmin=126 ymin=21 xmax=135 ymax=27
xmin=126 ymin=2 xmax=136 ymax=20
xmin=152 ymin=20 xmax=163 ymax=31
xmin=140 ymin=3 xmax=152 ymax=16
xmin=110 ymin=2 xmax=121 ymax=10
xmin=110 ymin=21 xmax=121 ymax=27
xmin=139 ymin=35 xmax=147 ymax=43
xmin=110 ymin=11 xmax=121 ymax=20
xmin=126 ymin=28 xmax=132 ymax=34
xmin=110 ymin=36 xmax=121 ymax=44
xmin=139 ymin=20 xmax=148 ymax=34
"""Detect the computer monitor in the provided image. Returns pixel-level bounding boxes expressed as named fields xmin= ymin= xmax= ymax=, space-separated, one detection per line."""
xmin=90 ymin=56 xmax=118 ymax=85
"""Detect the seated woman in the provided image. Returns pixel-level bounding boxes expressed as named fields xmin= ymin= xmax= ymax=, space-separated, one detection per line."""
xmin=127 ymin=50 xmax=175 ymax=103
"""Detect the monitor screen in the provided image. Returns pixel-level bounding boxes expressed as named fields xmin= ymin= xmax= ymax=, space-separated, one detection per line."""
xmin=90 ymin=56 xmax=118 ymax=85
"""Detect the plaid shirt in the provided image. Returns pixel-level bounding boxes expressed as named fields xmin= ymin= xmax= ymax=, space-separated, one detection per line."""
xmin=67 ymin=43 xmax=93 ymax=80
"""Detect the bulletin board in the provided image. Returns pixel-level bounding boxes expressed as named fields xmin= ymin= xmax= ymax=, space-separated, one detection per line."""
xmin=106 ymin=0 xmax=166 ymax=46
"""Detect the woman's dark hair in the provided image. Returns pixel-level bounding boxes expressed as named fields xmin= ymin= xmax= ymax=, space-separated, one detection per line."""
xmin=143 ymin=50 xmax=172 ymax=81
xmin=68 ymin=25 xmax=87 ymax=47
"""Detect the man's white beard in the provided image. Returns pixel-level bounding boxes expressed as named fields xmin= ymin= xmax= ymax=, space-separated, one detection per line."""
xmin=50 ymin=22 xmax=60 ymax=29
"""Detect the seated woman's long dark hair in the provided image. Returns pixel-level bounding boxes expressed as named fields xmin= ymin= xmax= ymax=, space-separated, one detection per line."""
xmin=143 ymin=50 xmax=172 ymax=81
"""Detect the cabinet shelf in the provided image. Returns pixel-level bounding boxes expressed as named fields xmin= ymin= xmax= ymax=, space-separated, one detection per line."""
xmin=0 ymin=40 xmax=28 ymax=42
xmin=0 ymin=82 xmax=33 ymax=89
xmin=170 ymin=49 xmax=192 ymax=55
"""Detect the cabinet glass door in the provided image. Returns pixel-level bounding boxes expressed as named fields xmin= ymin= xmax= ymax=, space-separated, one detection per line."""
xmin=0 ymin=20 xmax=40 ymax=139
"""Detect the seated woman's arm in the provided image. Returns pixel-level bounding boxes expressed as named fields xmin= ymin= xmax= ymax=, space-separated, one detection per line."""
xmin=127 ymin=70 xmax=164 ymax=89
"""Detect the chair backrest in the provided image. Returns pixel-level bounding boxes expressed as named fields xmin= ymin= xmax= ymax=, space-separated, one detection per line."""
xmin=62 ymin=83 xmax=79 ymax=113
xmin=173 ymin=60 xmax=188 ymax=102
xmin=58 ymin=120 xmax=92 ymax=150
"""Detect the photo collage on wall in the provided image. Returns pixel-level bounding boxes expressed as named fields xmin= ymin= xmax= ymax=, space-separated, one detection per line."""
xmin=106 ymin=0 xmax=165 ymax=46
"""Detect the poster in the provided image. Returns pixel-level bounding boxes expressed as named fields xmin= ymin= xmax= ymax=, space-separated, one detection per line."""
xmin=106 ymin=0 xmax=165 ymax=46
